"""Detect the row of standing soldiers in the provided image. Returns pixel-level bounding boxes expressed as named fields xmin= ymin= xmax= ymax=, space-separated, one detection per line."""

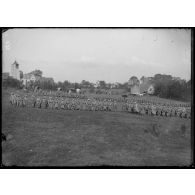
xmin=10 ymin=93 xmax=191 ymax=119
xmin=122 ymin=101 xmax=191 ymax=118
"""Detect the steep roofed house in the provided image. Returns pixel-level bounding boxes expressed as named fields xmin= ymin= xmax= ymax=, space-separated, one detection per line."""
xmin=128 ymin=76 xmax=140 ymax=94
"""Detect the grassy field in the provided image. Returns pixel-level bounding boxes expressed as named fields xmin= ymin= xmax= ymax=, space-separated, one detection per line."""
xmin=2 ymin=90 xmax=192 ymax=166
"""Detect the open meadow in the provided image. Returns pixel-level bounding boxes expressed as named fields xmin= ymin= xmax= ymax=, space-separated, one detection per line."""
xmin=2 ymin=89 xmax=192 ymax=166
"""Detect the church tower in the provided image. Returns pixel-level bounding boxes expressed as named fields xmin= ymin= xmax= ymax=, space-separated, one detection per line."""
xmin=10 ymin=60 xmax=20 ymax=80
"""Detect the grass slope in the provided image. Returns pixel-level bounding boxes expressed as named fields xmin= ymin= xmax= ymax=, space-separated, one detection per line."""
xmin=2 ymin=91 xmax=192 ymax=166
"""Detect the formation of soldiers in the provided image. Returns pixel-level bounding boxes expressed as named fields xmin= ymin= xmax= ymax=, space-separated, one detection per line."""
xmin=121 ymin=100 xmax=191 ymax=118
xmin=10 ymin=93 xmax=28 ymax=107
xmin=9 ymin=92 xmax=191 ymax=119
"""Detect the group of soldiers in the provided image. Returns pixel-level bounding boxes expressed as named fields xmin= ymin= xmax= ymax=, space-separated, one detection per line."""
xmin=9 ymin=92 xmax=191 ymax=119
xmin=122 ymin=100 xmax=191 ymax=118
xmin=10 ymin=93 xmax=28 ymax=107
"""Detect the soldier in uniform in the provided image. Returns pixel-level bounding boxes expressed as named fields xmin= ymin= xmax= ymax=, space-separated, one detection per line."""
xmin=166 ymin=107 xmax=170 ymax=117
xmin=54 ymin=98 xmax=59 ymax=109
xmin=122 ymin=102 xmax=126 ymax=112
xmin=182 ymin=108 xmax=187 ymax=118
xmin=10 ymin=93 xmax=14 ymax=105
xmin=48 ymin=97 xmax=53 ymax=109
xmin=127 ymin=102 xmax=131 ymax=113
xmin=70 ymin=100 xmax=75 ymax=110
xmin=17 ymin=95 xmax=22 ymax=107
xmin=113 ymin=101 xmax=117 ymax=112
xmin=106 ymin=101 xmax=109 ymax=112
xmin=144 ymin=103 xmax=148 ymax=115
xmin=36 ymin=97 xmax=42 ymax=108
xmin=161 ymin=106 xmax=166 ymax=117
xmin=181 ymin=107 xmax=186 ymax=118
xmin=42 ymin=96 xmax=48 ymax=109
xmin=72 ymin=99 xmax=75 ymax=110
xmin=102 ymin=100 xmax=106 ymax=111
xmin=174 ymin=107 xmax=178 ymax=117
xmin=131 ymin=102 xmax=135 ymax=113
xmin=83 ymin=100 xmax=87 ymax=111
xmin=32 ymin=95 xmax=36 ymax=108
xmin=67 ymin=99 xmax=71 ymax=110
xmin=75 ymin=100 xmax=80 ymax=110
xmin=15 ymin=94 xmax=19 ymax=106
xmin=110 ymin=101 xmax=113 ymax=111
xmin=15 ymin=93 xmax=18 ymax=106
xmin=94 ymin=101 xmax=99 ymax=111
xmin=79 ymin=100 xmax=83 ymax=111
xmin=60 ymin=98 xmax=65 ymax=109
xmin=13 ymin=93 xmax=18 ymax=106
xmin=170 ymin=107 xmax=175 ymax=117
xmin=63 ymin=99 xmax=67 ymax=110
xmin=22 ymin=95 xmax=27 ymax=107
xmin=139 ymin=104 xmax=145 ymax=115
xmin=188 ymin=108 xmax=191 ymax=119
xmin=41 ymin=97 xmax=45 ymax=109
xmin=133 ymin=102 xmax=139 ymax=114
xmin=85 ymin=99 xmax=89 ymax=111
xmin=99 ymin=101 xmax=103 ymax=111
xmin=151 ymin=104 xmax=157 ymax=116
xmin=176 ymin=107 xmax=181 ymax=118
xmin=89 ymin=100 xmax=93 ymax=111
xmin=147 ymin=104 xmax=152 ymax=116
xmin=14 ymin=94 xmax=17 ymax=106
xmin=156 ymin=105 xmax=160 ymax=116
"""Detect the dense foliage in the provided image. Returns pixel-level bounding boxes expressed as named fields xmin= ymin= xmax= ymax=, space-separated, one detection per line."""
xmin=152 ymin=74 xmax=191 ymax=101
xmin=2 ymin=76 xmax=23 ymax=89
xmin=2 ymin=71 xmax=191 ymax=102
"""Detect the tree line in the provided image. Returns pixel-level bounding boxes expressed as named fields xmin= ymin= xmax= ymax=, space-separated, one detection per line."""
xmin=152 ymin=74 xmax=191 ymax=102
xmin=2 ymin=72 xmax=191 ymax=102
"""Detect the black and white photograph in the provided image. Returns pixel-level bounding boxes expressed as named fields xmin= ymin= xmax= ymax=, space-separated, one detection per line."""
xmin=1 ymin=28 xmax=193 ymax=167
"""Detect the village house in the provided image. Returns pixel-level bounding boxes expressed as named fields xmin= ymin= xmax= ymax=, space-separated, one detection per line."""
xmin=128 ymin=76 xmax=155 ymax=95
xmin=22 ymin=73 xmax=41 ymax=86
xmin=128 ymin=76 xmax=140 ymax=94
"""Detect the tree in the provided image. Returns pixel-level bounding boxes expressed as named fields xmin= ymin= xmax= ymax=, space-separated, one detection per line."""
xmin=99 ymin=81 xmax=106 ymax=89
xmin=167 ymin=81 xmax=181 ymax=99
xmin=62 ymin=80 xmax=71 ymax=90
xmin=30 ymin=70 xmax=43 ymax=77
xmin=81 ymin=80 xmax=92 ymax=88
xmin=153 ymin=74 xmax=172 ymax=84
xmin=2 ymin=76 xmax=22 ymax=89
xmin=74 ymin=82 xmax=81 ymax=89
xmin=152 ymin=74 xmax=190 ymax=101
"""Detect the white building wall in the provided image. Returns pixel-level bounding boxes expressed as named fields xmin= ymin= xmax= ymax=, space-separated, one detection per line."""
xmin=130 ymin=85 xmax=140 ymax=94
xmin=10 ymin=62 xmax=20 ymax=80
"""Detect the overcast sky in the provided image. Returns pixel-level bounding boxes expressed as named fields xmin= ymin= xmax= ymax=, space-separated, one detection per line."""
xmin=3 ymin=28 xmax=191 ymax=83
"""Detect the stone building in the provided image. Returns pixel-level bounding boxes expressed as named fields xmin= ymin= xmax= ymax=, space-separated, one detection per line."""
xmin=22 ymin=71 xmax=54 ymax=87
xmin=128 ymin=76 xmax=155 ymax=95
xmin=128 ymin=76 xmax=140 ymax=94
xmin=10 ymin=61 xmax=20 ymax=80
